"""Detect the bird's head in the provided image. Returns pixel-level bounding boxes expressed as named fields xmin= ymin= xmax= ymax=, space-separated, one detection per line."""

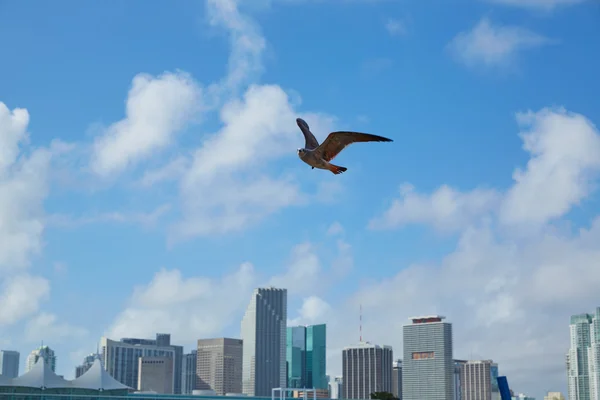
xmin=297 ymin=148 xmax=305 ymax=156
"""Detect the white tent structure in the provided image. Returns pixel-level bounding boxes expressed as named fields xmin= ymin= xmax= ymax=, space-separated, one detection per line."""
xmin=10 ymin=356 xmax=70 ymax=389
xmin=70 ymin=358 xmax=131 ymax=391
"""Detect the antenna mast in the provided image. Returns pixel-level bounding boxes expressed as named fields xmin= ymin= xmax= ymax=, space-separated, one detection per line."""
xmin=360 ymin=304 xmax=363 ymax=342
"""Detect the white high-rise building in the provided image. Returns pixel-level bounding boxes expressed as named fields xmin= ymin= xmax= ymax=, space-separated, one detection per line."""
xmin=196 ymin=338 xmax=243 ymax=395
xmin=342 ymin=342 xmax=393 ymax=399
xmin=567 ymin=307 xmax=600 ymax=400
xmin=25 ymin=346 xmax=56 ymax=373
xmin=241 ymin=287 xmax=287 ymax=397
xmin=461 ymin=360 xmax=494 ymax=400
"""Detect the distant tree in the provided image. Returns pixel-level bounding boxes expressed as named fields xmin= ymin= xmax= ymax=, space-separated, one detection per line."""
xmin=370 ymin=391 xmax=398 ymax=400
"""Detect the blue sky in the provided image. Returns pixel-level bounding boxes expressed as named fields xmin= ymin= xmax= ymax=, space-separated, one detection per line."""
xmin=1 ymin=0 xmax=599 ymax=398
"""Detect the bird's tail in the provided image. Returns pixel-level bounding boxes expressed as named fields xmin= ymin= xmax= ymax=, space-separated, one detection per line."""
xmin=328 ymin=163 xmax=347 ymax=175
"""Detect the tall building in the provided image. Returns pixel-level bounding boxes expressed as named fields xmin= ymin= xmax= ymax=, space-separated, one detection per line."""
xmin=454 ymin=360 xmax=467 ymax=400
xmin=196 ymin=338 xmax=243 ymax=395
xmin=120 ymin=333 xmax=184 ymax=394
xmin=287 ymin=326 xmax=306 ymax=388
xmin=461 ymin=360 xmax=494 ymax=400
xmin=75 ymin=353 xmax=98 ymax=378
xmin=137 ymin=356 xmax=174 ymax=394
xmin=0 ymin=350 xmax=20 ymax=378
xmin=567 ymin=307 xmax=600 ymax=400
xmin=342 ymin=342 xmax=393 ymax=399
xmin=329 ymin=376 xmax=343 ymax=399
xmin=490 ymin=363 xmax=500 ymax=400
xmin=392 ymin=360 xmax=402 ymax=399
xmin=182 ymin=350 xmax=197 ymax=394
xmin=402 ymin=315 xmax=453 ymax=400
xmin=25 ymin=346 xmax=56 ymax=373
xmin=100 ymin=334 xmax=177 ymax=391
xmin=286 ymin=324 xmax=327 ymax=389
xmin=241 ymin=287 xmax=287 ymax=397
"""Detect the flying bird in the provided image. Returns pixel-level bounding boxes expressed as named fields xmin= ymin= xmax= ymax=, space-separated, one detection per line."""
xmin=295 ymin=118 xmax=393 ymax=174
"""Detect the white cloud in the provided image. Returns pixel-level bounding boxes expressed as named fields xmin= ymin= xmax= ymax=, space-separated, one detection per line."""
xmin=0 ymin=103 xmax=56 ymax=271
xmin=327 ymin=221 xmax=344 ymax=236
xmin=500 ymin=107 xmax=600 ymax=227
xmin=25 ymin=312 xmax=89 ymax=343
xmin=447 ymin=18 xmax=551 ymax=68
xmin=385 ymin=18 xmax=406 ymax=36
xmin=369 ymin=183 xmax=500 ymax=232
xmin=484 ymin=0 xmax=587 ymax=11
xmin=268 ymin=243 xmax=322 ymax=295
xmin=90 ymin=71 xmax=203 ymax=177
xmin=0 ymin=274 xmax=50 ymax=326
xmin=108 ymin=263 xmax=258 ymax=342
xmin=288 ymin=296 xmax=333 ymax=326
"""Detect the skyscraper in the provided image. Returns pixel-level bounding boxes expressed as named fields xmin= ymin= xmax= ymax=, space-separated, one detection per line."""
xmin=241 ymin=287 xmax=287 ymax=396
xmin=402 ymin=315 xmax=453 ymax=400
xmin=567 ymin=307 xmax=600 ymax=400
xmin=342 ymin=342 xmax=393 ymax=399
xmin=286 ymin=324 xmax=327 ymax=390
xmin=100 ymin=334 xmax=176 ymax=391
xmin=182 ymin=350 xmax=197 ymax=394
xmin=0 ymin=350 xmax=19 ymax=378
xmin=454 ymin=360 xmax=467 ymax=400
xmin=329 ymin=376 xmax=343 ymax=399
xmin=461 ymin=360 xmax=494 ymax=400
xmin=25 ymin=346 xmax=56 ymax=373
xmin=287 ymin=326 xmax=306 ymax=388
xmin=392 ymin=360 xmax=402 ymax=399
xmin=196 ymin=338 xmax=243 ymax=395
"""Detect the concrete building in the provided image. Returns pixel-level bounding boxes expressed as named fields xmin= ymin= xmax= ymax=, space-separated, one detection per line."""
xmin=0 ymin=351 xmax=19 ymax=379
xmin=544 ymin=392 xmax=565 ymax=400
xmin=182 ymin=350 xmax=197 ymax=394
xmin=137 ymin=356 xmax=174 ymax=394
xmin=241 ymin=287 xmax=287 ymax=397
xmin=461 ymin=360 xmax=494 ymax=400
xmin=25 ymin=346 xmax=56 ymax=373
xmin=120 ymin=333 xmax=184 ymax=394
xmin=392 ymin=360 xmax=402 ymax=399
xmin=100 ymin=334 xmax=176 ymax=391
xmin=329 ymin=376 xmax=343 ymax=399
xmin=286 ymin=324 xmax=327 ymax=390
xmin=567 ymin=307 xmax=600 ymax=400
xmin=196 ymin=338 xmax=243 ymax=395
xmin=342 ymin=342 xmax=393 ymax=399
xmin=453 ymin=360 xmax=467 ymax=400
xmin=402 ymin=315 xmax=453 ymax=400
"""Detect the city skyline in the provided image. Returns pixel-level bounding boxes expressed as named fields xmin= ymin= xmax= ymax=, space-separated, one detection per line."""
xmin=0 ymin=1 xmax=598 ymax=400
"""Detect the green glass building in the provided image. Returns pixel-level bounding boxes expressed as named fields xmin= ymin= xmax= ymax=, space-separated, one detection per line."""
xmin=286 ymin=324 xmax=327 ymax=390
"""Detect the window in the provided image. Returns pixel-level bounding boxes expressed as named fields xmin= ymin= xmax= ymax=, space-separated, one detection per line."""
xmin=411 ymin=352 xmax=434 ymax=360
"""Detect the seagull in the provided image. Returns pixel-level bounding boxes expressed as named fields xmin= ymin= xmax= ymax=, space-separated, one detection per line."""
xmin=295 ymin=117 xmax=393 ymax=174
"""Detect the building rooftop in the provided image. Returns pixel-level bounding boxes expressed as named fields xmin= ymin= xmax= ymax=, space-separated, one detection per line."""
xmin=408 ymin=315 xmax=446 ymax=324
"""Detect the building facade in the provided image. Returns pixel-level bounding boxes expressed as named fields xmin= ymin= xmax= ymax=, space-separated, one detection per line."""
xmin=0 ymin=351 xmax=19 ymax=379
xmin=402 ymin=315 xmax=453 ymax=400
xmin=137 ymin=356 xmax=174 ymax=394
xmin=25 ymin=346 xmax=56 ymax=373
xmin=329 ymin=376 xmax=343 ymax=399
xmin=454 ymin=360 xmax=467 ymax=400
xmin=567 ymin=307 xmax=600 ymax=400
xmin=392 ymin=360 xmax=402 ymax=400
xmin=100 ymin=335 xmax=176 ymax=391
xmin=181 ymin=350 xmax=197 ymax=394
xmin=461 ymin=360 xmax=494 ymax=400
xmin=241 ymin=287 xmax=287 ymax=397
xmin=286 ymin=324 xmax=327 ymax=390
xmin=196 ymin=338 xmax=243 ymax=395
xmin=342 ymin=342 xmax=393 ymax=399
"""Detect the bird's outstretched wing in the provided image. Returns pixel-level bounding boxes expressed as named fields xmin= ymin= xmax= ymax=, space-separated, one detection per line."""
xmin=296 ymin=118 xmax=320 ymax=150
xmin=315 ymin=131 xmax=393 ymax=162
